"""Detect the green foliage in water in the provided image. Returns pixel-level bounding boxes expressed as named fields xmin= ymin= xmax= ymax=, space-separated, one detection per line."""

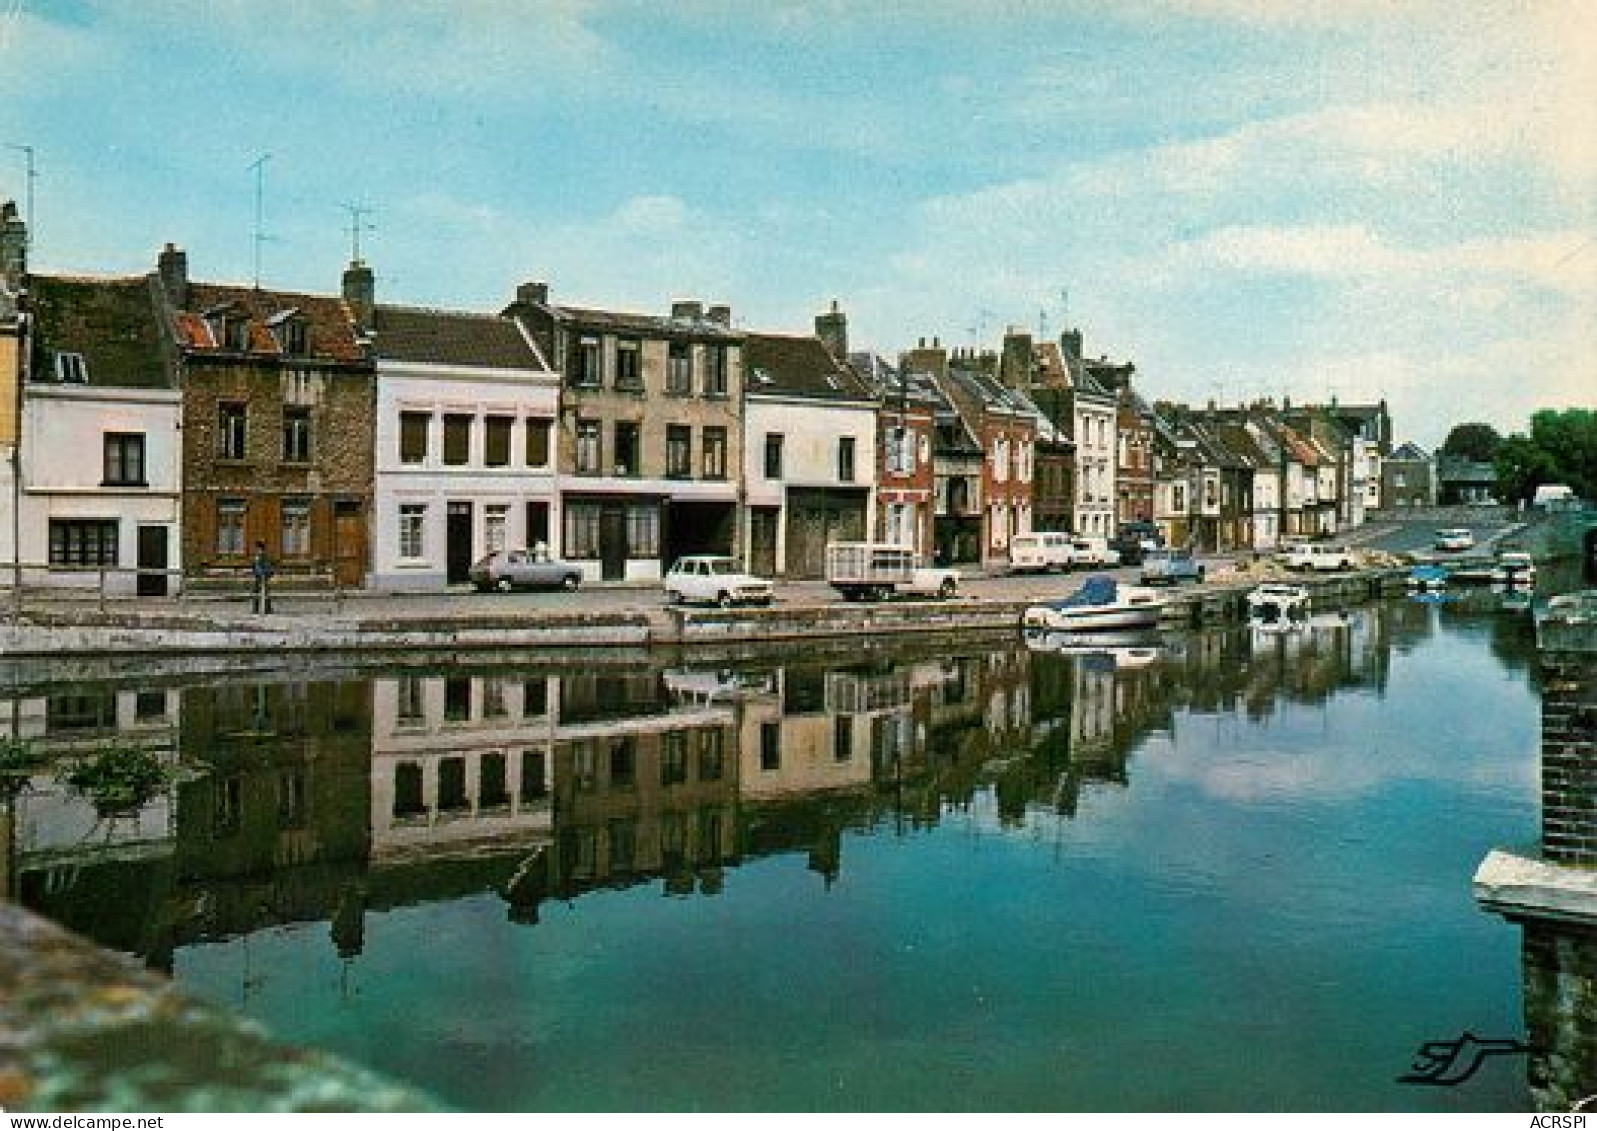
xmin=0 ymin=736 xmax=46 ymax=798
xmin=64 ymin=744 xmax=171 ymax=814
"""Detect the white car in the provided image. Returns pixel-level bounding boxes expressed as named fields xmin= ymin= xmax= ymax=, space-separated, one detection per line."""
xmin=1284 ymin=543 xmax=1356 ymax=572
xmin=663 ymin=556 xmax=774 ymax=608
xmin=1434 ymin=527 xmax=1475 ymax=552
xmin=1069 ymin=536 xmax=1121 ymax=567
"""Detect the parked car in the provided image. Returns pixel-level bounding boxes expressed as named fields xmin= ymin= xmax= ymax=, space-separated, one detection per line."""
xmin=664 ymin=555 xmax=774 ymax=608
xmin=1069 ymin=536 xmax=1121 ymax=567
xmin=1140 ymin=547 xmax=1205 ymax=585
xmin=469 ymin=548 xmax=582 ymax=592
xmin=1008 ymin=531 xmax=1074 ymax=574
xmin=1110 ymin=522 xmax=1162 ymax=566
xmin=1434 ymin=527 xmax=1475 ymax=552
xmin=1284 ymin=543 xmax=1356 ymax=572
xmin=826 ymin=542 xmax=960 ymax=601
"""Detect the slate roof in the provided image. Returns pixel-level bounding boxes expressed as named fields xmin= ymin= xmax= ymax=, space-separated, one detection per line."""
xmin=744 ymin=333 xmax=873 ymax=402
xmin=542 ymin=302 xmax=741 ymax=341
xmin=372 ymin=304 xmax=549 ymax=370
xmin=28 ymin=273 xmax=171 ymax=389
xmin=1389 ymin=441 xmax=1430 ymax=461
xmin=848 ymin=351 xmax=944 ymax=412
xmin=172 ymin=282 xmax=367 ymax=364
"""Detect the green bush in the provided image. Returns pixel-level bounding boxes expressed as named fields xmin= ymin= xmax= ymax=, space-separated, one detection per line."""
xmin=64 ymin=744 xmax=171 ymax=814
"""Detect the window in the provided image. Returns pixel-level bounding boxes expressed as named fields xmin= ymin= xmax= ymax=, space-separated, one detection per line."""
xmin=218 ymin=403 xmax=247 ymax=460
xmin=572 ymin=335 xmax=602 ymax=387
xmin=764 ymin=433 xmax=783 ymax=480
xmin=521 ymin=749 xmax=548 ymax=800
xmin=697 ymin=727 xmax=725 ymax=781
xmin=626 ymin=504 xmax=659 ymax=558
xmin=834 ymin=714 xmax=853 ymax=762
xmin=396 ymin=676 xmax=425 ymax=724
xmin=281 ymin=499 xmax=311 ymax=558
xmin=443 ymin=414 xmax=472 ymax=466
xmin=609 ymin=736 xmax=636 ymax=788
xmin=398 ymin=504 xmax=426 ymax=559
xmin=525 ymin=418 xmax=551 ymax=467
xmin=485 ymin=504 xmax=509 ymax=554
xmin=575 ymin=420 xmax=601 ymax=475
xmin=838 ymin=436 xmax=856 ymax=483
xmin=485 ymin=416 xmax=512 ymax=467
xmin=614 ymin=422 xmax=640 ymax=477
xmin=103 ymin=433 xmax=146 ymax=486
xmin=667 ymin=341 xmax=692 ymax=394
xmin=615 ymin=338 xmax=642 ymax=390
xmin=480 ymin=751 xmax=509 ymax=807
xmin=661 ymin=730 xmax=688 ymax=786
xmin=760 ymin=721 xmax=781 ymax=771
xmin=666 ymin=424 xmax=692 ymax=479
xmin=702 ymin=426 xmax=727 ymax=480
xmin=523 ymin=678 xmax=548 ymax=717
xmin=564 ymin=502 xmax=601 ymax=559
xmin=704 ymin=346 xmax=728 ymax=396
xmin=888 ymin=427 xmax=913 ymax=475
xmin=48 ymin=519 xmax=118 ymax=566
xmin=277 ymin=318 xmax=308 ymax=356
xmin=283 ymin=407 xmax=312 ymax=463
xmin=54 ymin=352 xmax=88 ymax=383
xmin=399 ymin=412 xmax=430 ymax=464
xmin=443 ymin=677 xmax=472 ymax=722
xmin=482 ymin=678 xmax=507 ymax=719
xmin=216 ymin=499 xmax=246 ymax=556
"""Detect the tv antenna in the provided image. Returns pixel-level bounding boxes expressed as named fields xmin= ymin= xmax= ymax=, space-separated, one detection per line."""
xmin=248 ymin=153 xmax=276 ymax=288
xmin=5 ymin=142 xmax=34 ymax=252
xmin=340 ymin=201 xmax=375 ymax=263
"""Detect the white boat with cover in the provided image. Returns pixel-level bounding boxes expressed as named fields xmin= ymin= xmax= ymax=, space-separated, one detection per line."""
xmin=1020 ymin=575 xmax=1166 ymax=632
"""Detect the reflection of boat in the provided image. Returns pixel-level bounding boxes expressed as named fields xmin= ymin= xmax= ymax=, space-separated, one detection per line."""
xmin=1246 ymin=583 xmax=1310 ymax=622
xmin=1407 ymin=563 xmax=1449 ymax=590
xmin=1447 ymin=555 xmax=1497 ymax=584
xmin=1022 ymin=626 xmax=1162 ymax=664
xmin=1490 ymin=550 xmax=1536 ymax=587
xmin=1495 ymin=586 xmax=1533 ymax=614
xmin=1020 ymin=575 xmax=1166 ymax=632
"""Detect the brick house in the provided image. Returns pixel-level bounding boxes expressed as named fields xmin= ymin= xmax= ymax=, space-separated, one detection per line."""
xmin=156 ymin=245 xmax=376 ymax=586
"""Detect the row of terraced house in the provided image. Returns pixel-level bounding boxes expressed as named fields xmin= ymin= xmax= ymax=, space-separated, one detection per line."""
xmin=0 ymin=207 xmax=1394 ymax=594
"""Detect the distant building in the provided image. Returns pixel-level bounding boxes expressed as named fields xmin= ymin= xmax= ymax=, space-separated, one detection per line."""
xmin=1381 ymin=441 xmax=1435 ymax=508
xmin=1436 ymin=455 xmax=1497 ymax=505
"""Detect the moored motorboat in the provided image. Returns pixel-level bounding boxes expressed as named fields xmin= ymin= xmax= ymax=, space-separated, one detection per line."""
xmin=1246 ymin=583 xmax=1310 ymax=622
xmin=1020 ymin=574 xmax=1166 ymax=632
xmin=1407 ymin=563 xmax=1450 ymax=590
xmin=1490 ymin=550 xmax=1536 ymax=587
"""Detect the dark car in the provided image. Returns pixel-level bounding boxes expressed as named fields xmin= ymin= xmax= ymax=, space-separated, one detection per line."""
xmin=469 ymin=549 xmax=583 ymax=592
xmin=1111 ymin=522 xmax=1164 ymax=566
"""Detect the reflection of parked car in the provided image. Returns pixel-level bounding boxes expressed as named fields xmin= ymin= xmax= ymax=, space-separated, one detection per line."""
xmin=470 ymin=548 xmax=582 ymax=592
xmin=1140 ymin=547 xmax=1205 ymax=585
xmin=1434 ymin=527 xmax=1475 ymax=551
xmin=664 ymin=555 xmax=774 ymax=607
xmin=1284 ymin=543 xmax=1355 ymax=572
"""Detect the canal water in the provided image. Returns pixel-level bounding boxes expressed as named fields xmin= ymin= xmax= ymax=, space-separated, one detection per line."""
xmin=5 ymin=591 xmax=1555 ymax=1110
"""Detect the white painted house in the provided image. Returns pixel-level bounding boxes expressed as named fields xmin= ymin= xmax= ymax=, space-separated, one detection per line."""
xmin=742 ymin=332 xmax=878 ymax=578
xmin=20 ymin=274 xmax=182 ymax=595
xmin=364 ymin=291 xmax=561 ymax=590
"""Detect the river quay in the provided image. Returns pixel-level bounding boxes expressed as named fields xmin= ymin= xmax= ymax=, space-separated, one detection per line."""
xmin=0 ymin=565 xmax=1411 ymax=659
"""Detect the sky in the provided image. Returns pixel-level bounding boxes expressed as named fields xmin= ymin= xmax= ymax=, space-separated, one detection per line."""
xmin=1 ymin=0 xmax=1592 ymax=449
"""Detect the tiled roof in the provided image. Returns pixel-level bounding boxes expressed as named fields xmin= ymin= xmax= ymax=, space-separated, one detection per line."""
xmin=373 ymin=304 xmax=548 ymax=370
xmin=547 ymin=303 xmax=741 ymax=340
xmin=174 ymin=282 xmax=366 ymax=364
xmin=744 ymin=333 xmax=873 ymax=402
xmin=28 ymin=273 xmax=171 ymax=389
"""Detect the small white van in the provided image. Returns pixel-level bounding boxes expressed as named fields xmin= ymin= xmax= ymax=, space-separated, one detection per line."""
xmin=1008 ymin=532 xmax=1074 ymax=573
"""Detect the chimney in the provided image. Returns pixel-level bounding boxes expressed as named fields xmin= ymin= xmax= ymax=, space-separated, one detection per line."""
xmin=707 ymin=304 xmax=731 ymax=326
xmin=0 ymin=201 xmax=25 ymax=294
xmin=1060 ymin=328 xmax=1083 ymax=361
xmin=815 ymin=299 xmax=848 ymax=361
xmin=517 ymin=280 xmax=549 ymax=306
xmin=152 ymin=242 xmax=187 ymax=307
xmin=671 ymin=300 xmax=703 ymax=321
xmin=342 ymin=259 xmax=375 ymax=330
xmin=1000 ymin=328 xmax=1033 ymax=390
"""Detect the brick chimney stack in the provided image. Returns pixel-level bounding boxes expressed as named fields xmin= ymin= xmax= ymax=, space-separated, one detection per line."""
xmin=157 ymin=242 xmax=188 ymax=307
xmin=2 ymin=202 xmax=27 ymax=295
xmin=342 ymin=259 xmax=375 ymax=331
xmin=815 ymin=299 xmax=848 ymax=361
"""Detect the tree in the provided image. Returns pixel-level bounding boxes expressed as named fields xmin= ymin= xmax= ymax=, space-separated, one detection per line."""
xmin=1440 ymin=422 xmax=1503 ymax=463
xmin=1493 ymin=409 xmax=1597 ymax=503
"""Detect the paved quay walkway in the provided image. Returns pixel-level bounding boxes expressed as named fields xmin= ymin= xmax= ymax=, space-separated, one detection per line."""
xmin=0 ymin=560 xmax=1405 ymax=665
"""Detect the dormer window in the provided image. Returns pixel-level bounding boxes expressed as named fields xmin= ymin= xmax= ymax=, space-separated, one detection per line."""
xmin=54 ymin=352 xmax=88 ymax=383
xmin=268 ymin=310 xmax=309 ymax=356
